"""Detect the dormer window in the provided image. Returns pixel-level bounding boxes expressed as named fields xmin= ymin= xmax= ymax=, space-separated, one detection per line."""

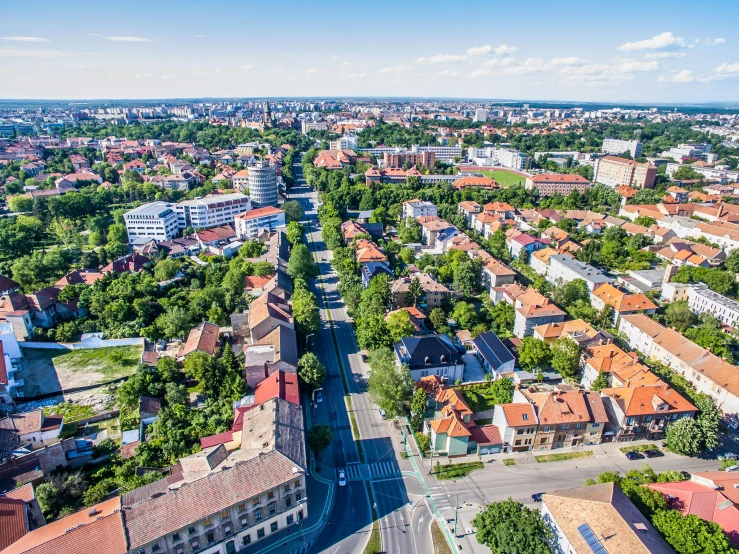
xmin=522 ymin=414 xmax=529 ymax=421
xmin=440 ymin=355 xmax=446 ymax=364
xmin=425 ymin=356 xmax=431 ymax=365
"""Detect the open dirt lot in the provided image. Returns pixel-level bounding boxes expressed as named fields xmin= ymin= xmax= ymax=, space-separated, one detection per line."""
xmin=17 ymin=345 xmax=142 ymax=398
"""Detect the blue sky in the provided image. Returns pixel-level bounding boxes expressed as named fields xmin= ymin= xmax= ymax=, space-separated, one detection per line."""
xmin=1 ymin=0 xmax=738 ymax=102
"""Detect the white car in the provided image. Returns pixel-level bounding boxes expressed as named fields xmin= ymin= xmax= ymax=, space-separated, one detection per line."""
xmin=338 ymin=470 xmax=346 ymax=487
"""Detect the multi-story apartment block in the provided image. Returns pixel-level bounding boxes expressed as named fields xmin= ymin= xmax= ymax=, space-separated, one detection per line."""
xmin=231 ymin=169 xmax=249 ymax=191
xmin=329 ymin=135 xmax=358 ymax=151
xmin=235 ymin=206 xmax=287 ymax=239
xmin=411 ymin=144 xmax=461 ymax=163
xmin=662 ymin=282 xmax=739 ymax=328
xmin=123 ymin=202 xmax=180 ymax=242
xmin=384 ymin=150 xmax=434 ymax=169
xmin=618 ymin=314 xmax=739 ymax=413
xmin=546 ymin=254 xmax=612 ymax=291
xmin=512 ymin=287 xmax=567 ymax=338
xmin=602 ymin=138 xmax=643 ymax=158
xmin=600 ymin=384 xmax=696 ymax=442
xmin=175 ymin=193 xmax=251 ymax=230
xmin=594 ymin=156 xmax=656 ymax=189
xmin=525 ymin=174 xmax=591 ymax=196
xmin=247 ymin=161 xmax=278 ymax=207
xmin=513 ymin=388 xmax=608 ymax=450
xmin=402 ymin=199 xmax=437 ymax=219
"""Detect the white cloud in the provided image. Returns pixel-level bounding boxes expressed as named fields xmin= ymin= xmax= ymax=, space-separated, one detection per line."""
xmin=659 ymin=69 xmax=695 ymax=83
xmin=470 ymin=69 xmax=492 ymax=78
xmin=550 ymin=57 xmax=587 ymax=66
xmin=645 ymin=51 xmax=686 ymax=59
xmin=484 ymin=57 xmax=515 ymax=67
xmin=705 ymin=37 xmax=726 ymax=46
xmin=306 ymin=68 xmax=317 ymax=74
xmin=561 ymin=63 xmax=609 ymax=75
xmin=0 ymin=48 xmax=66 ymax=58
xmin=466 ymin=44 xmax=491 ymax=56
xmin=380 ymin=65 xmax=405 ymax=73
xmin=162 ymin=75 xmax=174 ymax=80
xmin=492 ymin=44 xmax=518 ymax=55
xmin=504 ymin=58 xmax=549 ymax=75
xmin=329 ymin=55 xmax=339 ymax=60
xmin=618 ymin=31 xmax=686 ymax=51
xmin=415 ymin=54 xmax=466 ymax=64
xmin=239 ymin=65 xmax=253 ymax=70
xmin=348 ymin=72 xmax=366 ymax=78
xmin=436 ymin=70 xmax=458 ymax=77
xmin=1 ymin=36 xmax=49 ymax=42
xmin=610 ymin=59 xmax=659 ymax=73
xmin=105 ymin=36 xmax=150 ymax=42
xmin=714 ymin=62 xmax=739 ymax=74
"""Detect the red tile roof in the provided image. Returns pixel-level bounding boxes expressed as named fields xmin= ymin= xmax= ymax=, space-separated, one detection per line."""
xmin=235 ymin=206 xmax=284 ymax=221
xmin=0 ymin=497 xmax=28 ymax=550
xmin=254 ymin=370 xmax=300 ymax=406
xmin=500 ymin=403 xmax=537 ymax=426
xmin=178 ymin=322 xmax=219 ymax=358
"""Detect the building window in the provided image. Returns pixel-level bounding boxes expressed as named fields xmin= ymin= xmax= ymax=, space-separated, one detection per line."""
xmin=206 ymin=532 xmax=215 ymax=544
xmin=269 ymin=503 xmax=276 ymax=515
xmin=271 ymin=522 xmax=278 ymax=533
xmin=175 ymin=548 xmax=184 ymax=554
xmin=238 ymin=503 xmax=245 ymax=511
xmin=287 ymin=514 xmax=294 ymax=525
xmin=575 ymin=423 xmax=582 ymax=429
xmin=221 ymin=510 xmax=230 ymax=518
xmin=152 ymin=545 xmax=160 ymax=553
xmin=296 ymin=493 xmax=302 ymax=502
xmin=284 ymin=484 xmax=291 ymax=492
xmin=204 ymin=517 xmax=212 ymax=527
xmin=561 ymin=424 xmax=569 ymax=430
xmin=255 ymin=510 xmax=262 ymax=521
xmin=543 ymin=426 xmax=550 ymax=432
xmin=253 ymin=497 xmax=260 ymax=505
xmin=241 ymin=516 xmax=248 ymax=526
xmin=172 ymin=533 xmax=180 ymax=542
xmin=257 ymin=528 xmax=265 ymax=539
xmin=627 ymin=417 xmax=636 ymax=425
xmin=592 ymin=423 xmax=600 ymax=428
xmin=514 ymin=440 xmax=521 ymax=446
xmin=191 ymin=541 xmax=199 ymax=550
xmin=224 ymin=524 xmax=232 ymax=535
xmin=268 ymin=491 xmax=274 ymax=500
xmin=188 ymin=527 xmax=196 ymax=536
xmin=243 ymin=535 xmax=251 ymax=546
xmin=522 ymin=413 xmax=529 ymax=421
xmin=295 ymin=480 xmax=301 ymax=487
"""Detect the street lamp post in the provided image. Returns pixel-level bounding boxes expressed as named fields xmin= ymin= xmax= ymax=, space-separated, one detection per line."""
xmin=305 ymin=333 xmax=315 ymax=349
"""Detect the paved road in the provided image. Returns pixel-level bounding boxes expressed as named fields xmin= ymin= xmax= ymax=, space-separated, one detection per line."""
xmin=288 ymin=162 xmax=432 ymax=554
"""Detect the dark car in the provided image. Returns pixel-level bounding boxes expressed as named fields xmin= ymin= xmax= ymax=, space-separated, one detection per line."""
xmin=625 ymin=451 xmax=644 ymax=460
xmin=531 ymin=493 xmax=545 ymax=502
xmin=643 ymin=449 xmax=664 ymax=458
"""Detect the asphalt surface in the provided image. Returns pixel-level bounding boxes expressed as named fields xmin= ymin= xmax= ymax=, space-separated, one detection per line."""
xmin=288 ymin=163 xmax=432 ymax=554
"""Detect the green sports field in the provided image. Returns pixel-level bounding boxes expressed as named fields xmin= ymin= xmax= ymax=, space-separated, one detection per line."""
xmin=478 ymin=169 xmax=528 ymax=187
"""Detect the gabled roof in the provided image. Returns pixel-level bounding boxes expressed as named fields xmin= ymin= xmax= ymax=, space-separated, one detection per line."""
xmin=429 ymin=413 xmax=471 ymax=438
xmin=473 ymin=332 xmax=514 ymax=370
xmin=499 ymin=403 xmax=537 ymax=427
xmin=591 ymin=283 xmax=657 ymax=313
xmin=600 ymin=384 xmax=696 ymax=416
xmin=0 ymin=497 xmax=27 ymax=551
xmin=519 ymin=388 xmax=608 ymax=425
xmin=394 ymin=334 xmax=465 ymax=370
xmin=254 ymin=370 xmax=300 ymax=406
xmin=178 ymin=322 xmax=219 ymax=358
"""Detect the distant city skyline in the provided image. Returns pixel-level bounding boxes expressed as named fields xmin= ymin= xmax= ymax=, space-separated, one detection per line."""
xmin=1 ymin=0 xmax=738 ymax=102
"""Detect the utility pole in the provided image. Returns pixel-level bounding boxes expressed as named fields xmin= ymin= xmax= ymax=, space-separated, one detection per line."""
xmin=454 ymin=493 xmax=459 ymax=537
xmin=428 ymin=448 xmax=434 ymax=475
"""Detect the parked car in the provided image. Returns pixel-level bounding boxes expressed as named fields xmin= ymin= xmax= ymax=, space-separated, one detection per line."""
xmin=625 ymin=451 xmax=644 ymax=460
xmin=531 ymin=493 xmax=544 ymax=502
xmin=643 ymin=449 xmax=663 ymax=458
xmin=314 ymin=389 xmax=323 ymax=404
xmin=338 ymin=470 xmax=346 ymax=487
xmin=379 ymin=408 xmax=387 ymax=420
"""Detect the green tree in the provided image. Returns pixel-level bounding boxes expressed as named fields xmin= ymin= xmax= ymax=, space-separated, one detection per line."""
xmin=665 ymin=301 xmax=696 ymax=332
xmin=407 ymin=277 xmax=424 ymax=307
xmin=292 ymin=282 xmax=321 ymax=336
xmin=488 ymin=377 xmax=514 ymax=404
xmin=550 ymin=337 xmax=581 ymax=379
xmin=286 ymin=221 xmax=305 ymax=246
xmin=517 ymin=337 xmax=552 ymax=372
xmin=696 ymin=396 xmax=721 ymax=452
xmin=357 ymin=314 xmax=392 ymax=350
xmin=386 ymin=309 xmax=416 ymax=342
xmin=665 ymin=417 xmax=702 ymax=456
xmin=287 ymin=243 xmax=318 ymax=280
xmin=367 ymin=347 xmax=413 ymax=417
xmin=429 ymin=307 xmax=449 ymax=334
xmin=106 ymin=223 xmax=128 ymax=244
xmin=153 ymin=258 xmax=180 ymax=281
xmin=591 ymin=371 xmax=609 ymax=391
xmin=652 ymin=509 xmax=736 ymax=554
xmin=307 ymin=424 xmax=333 ymax=459
xmin=281 ymin=200 xmax=305 ymax=223
xmin=155 ymin=306 xmax=192 ymax=340
xmin=452 ymin=301 xmax=478 ymax=330
xmin=7 ymin=195 xmax=33 ymax=213
xmin=453 ymin=261 xmax=481 ymax=296
xmin=633 ymin=215 xmax=658 ymax=227
xmin=489 ymin=301 xmax=515 ymax=337
xmin=49 ymin=217 xmax=79 ymax=248
xmin=472 ymin=499 xmax=552 ymax=554
xmin=298 ymin=352 xmax=327 ymax=390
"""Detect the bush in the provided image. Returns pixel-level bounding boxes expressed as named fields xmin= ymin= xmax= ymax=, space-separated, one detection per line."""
xmin=58 ymin=422 xmax=78 ymax=439
xmin=415 ymin=432 xmax=430 ymax=455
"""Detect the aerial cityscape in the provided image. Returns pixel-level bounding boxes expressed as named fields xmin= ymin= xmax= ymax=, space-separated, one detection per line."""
xmin=2 ymin=1 xmax=739 ymax=554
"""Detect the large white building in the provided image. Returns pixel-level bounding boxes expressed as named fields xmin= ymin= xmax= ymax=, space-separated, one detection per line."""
xmin=175 ymin=193 xmax=251 ymax=230
xmin=329 ymin=135 xmax=358 ymax=151
xmin=402 ymin=199 xmax=437 ymax=220
xmin=662 ymin=282 xmax=739 ymax=328
xmin=411 ymin=144 xmax=462 ymax=163
xmin=467 ymin=146 xmax=529 ymax=170
xmin=473 ymin=109 xmax=488 ymax=122
xmin=602 ymin=138 xmax=643 ymax=158
xmin=247 ymin=161 xmax=278 ymax=207
xmin=546 ymin=254 xmax=612 ymax=291
xmin=123 ymin=201 xmax=180 ymax=242
xmin=235 ymin=206 xmax=287 ymax=239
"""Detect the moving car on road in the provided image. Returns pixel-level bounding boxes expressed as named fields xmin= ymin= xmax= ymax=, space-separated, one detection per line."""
xmin=338 ymin=470 xmax=346 ymax=487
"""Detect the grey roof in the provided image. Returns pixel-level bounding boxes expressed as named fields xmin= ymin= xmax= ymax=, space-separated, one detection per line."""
xmin=473 ymin=332 xmax=515 ymax=370
xmin=124 ymin=201 xmax=175 ymax=218
xmin=394 ymin=334 xmax=466 ymax=370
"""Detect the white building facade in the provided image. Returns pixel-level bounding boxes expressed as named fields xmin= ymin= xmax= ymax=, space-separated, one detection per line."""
xmin=175 ymin=193 xmax=251 ymax=230
xmin=123 ymin=202 xmax=180 ymax=242
xmin=602 ymin=138 xmax=643 ymax=158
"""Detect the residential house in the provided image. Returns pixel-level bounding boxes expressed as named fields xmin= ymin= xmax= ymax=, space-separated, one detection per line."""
xmin=457 ymin=201 xmax=482 ymax=226
xmin=177 ymin=322 xmax=220 ymax=360
xmin=506 ymin=232 xmax=549 ymax=259
xmin=589 ymin=283 xmax=657 ymax=324
xmin=0 ymin=484 xmax=44 ymax=550
xmin=391 ymin=274 xmax=451 ymax=311
xmin=482 ymin=259 xmax=516 ymax=288
xmin=526 ymin=174 xmax=592 ymax=196
xmin=385 ymin=307 xmax=427 ymax=334
xmin=581 ymin=343 xmax=661 ymax=390
xmin=662 ymin=282 xmax=739 ymax=328
xmin=542 ymin=483 xmax=675 ymax=554
xmin=244 ymin=326 xmax=298 ymax=389
xmin=234 ymin=206 xmax=287 ymax=240
xmin=360 ymin=261 xmax=394 ymax=288
xmin=471 ymin=332 xmax=515 ymax=378
xmin=0 ymin=276 xmax=19 ymax=296
xmin=492 ymin=403 xmax=538 ymax=452
xmin=513 ymin=387 xmax=608 ymax=450
xmin=599 ymin=384 xmax=696 ymax=442
xmin=619 ymin=313 xmax=739 ymax=413
xmin=402 ymin=199 xmax=437 ymax=220
xmin=0 ymin=410 xmax=63 ymax=447
xmin=248 ymin=292 xmax=294 ymax=343
xmin=393 ymin=334 xmax=466 ymax=382
xmin=512 ymin=288 xmax=567 ymax=338
xmin=546 ymin=254 xmax=612 ymax=291
xmin=531 ymin=248 xmax=570 ymax=276
xmin=533 ymin=319 xmax=606 ymax=347
xmin=340 ymin=220 xmax=383 ymax=242
xmin=418 ymin=216 xmax=452 ymax=248
xmin=101 ymin=254 xmax=151 ymax=275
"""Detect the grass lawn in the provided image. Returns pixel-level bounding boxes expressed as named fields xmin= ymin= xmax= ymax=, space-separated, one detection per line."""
xmin=435 ymin=461 xmax=484 ymax=480
xmin=474 ymin=418 xmax=493 ymax=425
xmin=19 ymin=345 xmax=142 ymax=396
xmin=620 ymin=443 xmax=661 ymax=454
xmin=43 ymin=402 xmax=96 ymax=422
xmin=535 ymin=451 xmax=594 ymax=463
xmin=502 ymin=458 xmax=517 ymax=466
xmin=460 ymin=384 xmax=498 ymax=413
xmin=478 ymin=169 xmax=528 ymax=187
xmin=431 ymin=519 xmax=453 ymax=554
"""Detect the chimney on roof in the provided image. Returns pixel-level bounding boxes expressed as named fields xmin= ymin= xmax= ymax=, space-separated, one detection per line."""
xmin=264 ymin=361 xmax=269 ymax=379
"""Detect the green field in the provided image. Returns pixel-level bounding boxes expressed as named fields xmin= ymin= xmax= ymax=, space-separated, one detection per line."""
xmin=478 ymin=169 xmax=528 ymax=187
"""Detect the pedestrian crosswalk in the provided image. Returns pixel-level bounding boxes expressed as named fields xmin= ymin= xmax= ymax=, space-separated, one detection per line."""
xmin=338 ymin=462 xmax=402 ymax=482
xmin=427 ymin=483 xmax=454 ymax=511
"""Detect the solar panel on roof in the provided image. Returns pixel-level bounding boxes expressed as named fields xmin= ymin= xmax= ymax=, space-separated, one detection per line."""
xmin=578 ymin=522 xmax=608 ymax=554
xmin=718 ymin=499 xmax=734 ymax=510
